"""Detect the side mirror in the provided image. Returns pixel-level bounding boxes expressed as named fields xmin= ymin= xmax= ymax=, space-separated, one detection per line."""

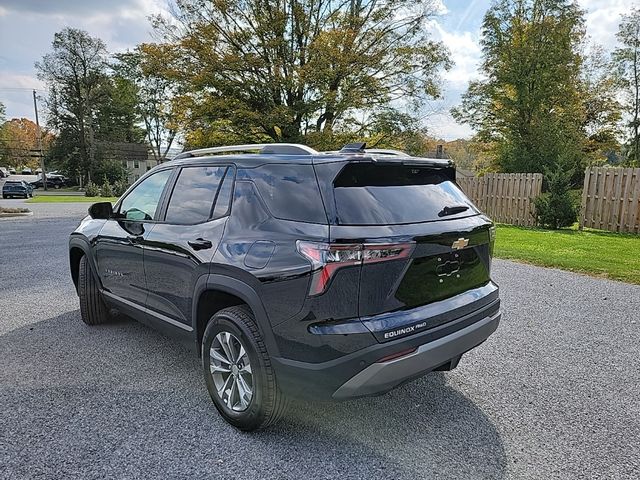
xmin=88 ymin=201 xmax=113 ymax=220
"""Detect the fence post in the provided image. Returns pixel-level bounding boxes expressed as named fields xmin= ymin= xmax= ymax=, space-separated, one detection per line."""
xmin=579 ymin=168 xmax=590 ymax=230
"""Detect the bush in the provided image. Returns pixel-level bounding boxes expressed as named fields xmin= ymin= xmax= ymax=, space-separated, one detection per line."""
xmin=534 ymin=166 xmax=578 ymax=229
xmin=84 ymin=181 xmax=100 ymax=197
xmin=101 ymin=178 xmax=114 ymax=197
xmin=112 ymin=180 xmax=128 ymax=197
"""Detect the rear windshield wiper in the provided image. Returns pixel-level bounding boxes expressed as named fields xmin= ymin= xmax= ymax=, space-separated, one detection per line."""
xmin=438 ymin=205 xmax=469 ymax=217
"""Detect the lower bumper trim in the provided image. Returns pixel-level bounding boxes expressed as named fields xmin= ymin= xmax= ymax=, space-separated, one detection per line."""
xmin=332 ymin=310 xmax=501 ymax=399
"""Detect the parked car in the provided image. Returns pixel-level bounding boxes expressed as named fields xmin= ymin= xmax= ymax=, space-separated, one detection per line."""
xmin=21 ymin=168 xmax=32 ymax=175
xmin=68 ymin=142 xmax=501 ymax=431
xmin=8 ymin=168 xmax=16 ymax=175
xmin=31 ymin=175 xmax=66 ymax=189
xmin=0 ymin=167 xmax=8 ymax=178
xmin=2 ymin=180 xmax=32 ymax=199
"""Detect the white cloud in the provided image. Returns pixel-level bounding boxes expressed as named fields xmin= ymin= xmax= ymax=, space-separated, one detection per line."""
xmin=425 ymin=110 xmax=475 ymax=141
xmin=580 ymin=0 xmax=632 ymax=49
xmin=431 ymin=0 xmax=449 ymax=16
xmin=432 ymin=21 xmax=482 ymax=89
xmin=0 ymin=73 xmax=44 ymax=90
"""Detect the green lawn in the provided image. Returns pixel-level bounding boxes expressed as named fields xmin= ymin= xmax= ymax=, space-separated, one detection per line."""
xmin=27 ymin=196 xmax=118 ymax=203
xmin=495 ymin=225 xmax=640 ymax=285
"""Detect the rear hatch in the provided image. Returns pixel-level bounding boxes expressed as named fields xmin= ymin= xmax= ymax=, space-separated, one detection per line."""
xmin=3 ymin=182 xmax=25 ymax=193
xmin=313 ymin=157 xmax=495 ymax=341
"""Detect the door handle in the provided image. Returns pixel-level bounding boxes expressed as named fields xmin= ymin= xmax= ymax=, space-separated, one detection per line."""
xmin=188 ymin=238 xmax=213 ymax=250
xmin=127 ymin=235 xmax=143 ymax=243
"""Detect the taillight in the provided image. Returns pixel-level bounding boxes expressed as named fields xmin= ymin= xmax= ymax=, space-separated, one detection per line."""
xmin=296 ymin=240 xmax=415 ymax=296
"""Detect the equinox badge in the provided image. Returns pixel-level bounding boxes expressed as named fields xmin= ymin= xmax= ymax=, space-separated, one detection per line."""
xmin=451 ymin=238 xmax=469 ymax=250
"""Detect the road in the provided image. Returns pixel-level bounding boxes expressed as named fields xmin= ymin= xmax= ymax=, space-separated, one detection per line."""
xmin=1 ymin=203 xmax=639 ymax=479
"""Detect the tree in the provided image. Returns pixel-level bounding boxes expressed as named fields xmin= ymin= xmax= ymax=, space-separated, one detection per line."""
xmin=534 ymin=162 xmax=578 ymax=228
xmin=114 ymin=46 xmax=179 ymax=162
xmin=579 ymin=44 xmax=622 ymax=166
xmin=95 ymin=76 xmax=145 ymax=144
xmin=0 ymin=101 xmax=5 ymax=123
xmin=36 ymin=28 xmax=110 ymax=181
xmin=452 ymin=0 xmax=586 ymax=176
xmin=150 ymin=0 xmax=450 ymax=147
xmin=614 ymin=7 xmax=640 ymax=166
xmin=0 ymin=118 xmax=53 ymax=169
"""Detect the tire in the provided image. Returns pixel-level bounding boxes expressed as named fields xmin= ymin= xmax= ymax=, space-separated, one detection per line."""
xmin=202 ymin=306 xmax=287 ymax=431
xmin=78 ymin=255 xmax=110 ymax=325
xmin=2 ymin=195 xmax=6 ymax=199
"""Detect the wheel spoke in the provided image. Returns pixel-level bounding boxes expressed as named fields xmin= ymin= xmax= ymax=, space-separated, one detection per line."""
xmin=219 ymin=332 xmax=234 ymax=362
xmin=240 ymin=363 xmax=252 ymax=375
xmin=236 ymin=344 xmax=246 ymax=363
xmin=236 ymin=373 xmax=252 ymax=409
xmin=210 ymin=364 xmax=231 ymax=374
xmin=230 ymin=376 xmax=240 ymax=410
xmin=218 ymin=372 xmax=234 ymax=405
xmin=210 ymin=347 xmax=231 ymax=366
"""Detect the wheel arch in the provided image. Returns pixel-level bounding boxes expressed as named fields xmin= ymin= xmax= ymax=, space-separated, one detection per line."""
xmin=192 ymin=274 xmax=278 ymax=358
xmin=68 ymin=237 xmax=102 ymax=293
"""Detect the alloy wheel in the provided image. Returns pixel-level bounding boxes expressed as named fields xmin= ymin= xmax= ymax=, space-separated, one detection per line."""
xmin=210 ymin=331 xmax=253 ymax=412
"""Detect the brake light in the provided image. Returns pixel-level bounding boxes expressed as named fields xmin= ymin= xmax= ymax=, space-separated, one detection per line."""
xmin=296 ymin=240 xmax=415 ymax=296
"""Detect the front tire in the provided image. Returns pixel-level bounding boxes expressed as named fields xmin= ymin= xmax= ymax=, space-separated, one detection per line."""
xmin=78 ymin=255 xmax=110 ymax=325
xmin=202 ymin=306 xmax=287 ymax=431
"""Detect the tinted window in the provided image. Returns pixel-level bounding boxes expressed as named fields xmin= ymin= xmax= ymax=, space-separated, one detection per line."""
xmin=212 ymin=168 xmax=234 ymax=219
xmin=165 ymin=166 xmax=228 ymax=224
xmin=119 ymin=169 xmax=172 ymax=221
xmin=332 ymin=164 xmax=477 ymax=225
xmin=239 ymin=164 xmax=326 ymax=223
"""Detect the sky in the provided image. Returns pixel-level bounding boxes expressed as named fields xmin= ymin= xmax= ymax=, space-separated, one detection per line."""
xmin=0 ymin=0 xmax=635 ymax=141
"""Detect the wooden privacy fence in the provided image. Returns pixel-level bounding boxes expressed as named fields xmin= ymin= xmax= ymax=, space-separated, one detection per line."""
xmin=580 ymin=167 xmax=640 ymax=233
xmin=457 ymin=173 xmax=543 ymax=226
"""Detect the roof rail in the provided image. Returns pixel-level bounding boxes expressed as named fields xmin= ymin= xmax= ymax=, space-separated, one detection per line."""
xmin=173 ymin=143 xmax=318 ymax=160
xmin=364 ymin=149 xmax=409 ymax=156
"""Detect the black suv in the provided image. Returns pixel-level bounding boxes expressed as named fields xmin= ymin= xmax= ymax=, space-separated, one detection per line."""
xmin=69 ymin=143 xmax=500 ymax=431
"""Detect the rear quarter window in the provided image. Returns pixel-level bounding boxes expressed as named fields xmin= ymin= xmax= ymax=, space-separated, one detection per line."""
xmin=238 ymin=164 xmax=327 ymax=224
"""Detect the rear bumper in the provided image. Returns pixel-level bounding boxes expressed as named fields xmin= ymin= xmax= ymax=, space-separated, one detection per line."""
xmin=272 ymin=299 xmax=500 ymax=400
xmin=332 ymin=310 xmax=500 ymax=399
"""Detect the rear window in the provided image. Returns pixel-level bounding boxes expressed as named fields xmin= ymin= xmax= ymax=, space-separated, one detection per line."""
xmin=332 ymin=164 xmax=476 ymax=225
xmin=239 ymin=164 xmax=326 ymax=223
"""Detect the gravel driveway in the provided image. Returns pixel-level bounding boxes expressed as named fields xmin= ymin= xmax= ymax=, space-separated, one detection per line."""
xmin=0 ymin=208 xmax=638 ymax=479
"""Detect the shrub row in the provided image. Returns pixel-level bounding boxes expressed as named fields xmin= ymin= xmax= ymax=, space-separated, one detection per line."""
xmin=84 ymin=178 xmax=128 ymax=198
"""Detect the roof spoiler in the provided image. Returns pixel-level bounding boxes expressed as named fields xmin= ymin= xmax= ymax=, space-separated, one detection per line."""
xmin=339 ymin=142 xmax=367 ymax=153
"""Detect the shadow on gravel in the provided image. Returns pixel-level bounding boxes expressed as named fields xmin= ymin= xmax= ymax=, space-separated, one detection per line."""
xmin=0 ymin=311 xmax=506 ymax=480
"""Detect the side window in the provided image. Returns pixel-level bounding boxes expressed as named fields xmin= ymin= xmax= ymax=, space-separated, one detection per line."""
xmin=165 ymin=166 xmax=230 ymax=224
xmin=212 ymin=168 xmax=234 ymax=219
xmin=240 ymin=164 xmax=326 ymax=223
xmin=119 ymin=169 xmax=172 ymax=221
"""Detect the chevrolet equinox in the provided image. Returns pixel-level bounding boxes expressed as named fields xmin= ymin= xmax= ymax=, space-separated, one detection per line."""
xmin=69 ymin=142 xmax=501 ymax=431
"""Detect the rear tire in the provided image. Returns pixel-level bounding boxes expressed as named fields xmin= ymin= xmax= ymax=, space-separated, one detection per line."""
xmin=202 ymin=306 xmax=287 ymax=431
xmin=78 ymin=255 xmax=110 ymax=325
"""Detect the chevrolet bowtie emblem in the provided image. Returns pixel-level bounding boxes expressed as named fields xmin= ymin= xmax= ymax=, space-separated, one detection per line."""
xmin=451 ymin=238 xmax=469 ymax=250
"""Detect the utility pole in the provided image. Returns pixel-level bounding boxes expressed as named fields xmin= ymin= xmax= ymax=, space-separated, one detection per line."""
xmin=33 ymin=89 xmax=47 ymax=191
